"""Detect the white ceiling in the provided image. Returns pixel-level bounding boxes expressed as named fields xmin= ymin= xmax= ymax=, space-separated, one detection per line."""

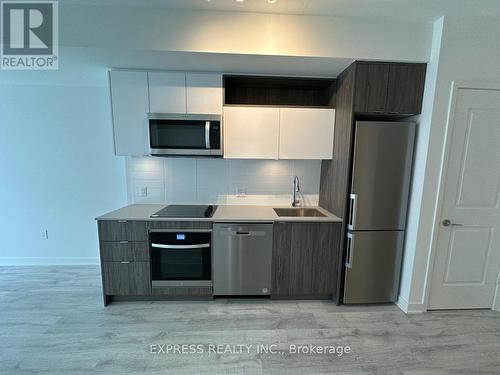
xmin=60 ymin=0 xmax=500 ymax=21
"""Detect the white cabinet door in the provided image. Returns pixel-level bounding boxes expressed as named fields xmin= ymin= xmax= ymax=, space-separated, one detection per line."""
xmin=148 ymin=72 xmax=186 ymax=113
xmin=223 ymin=106 xmax=280 ymax=159
xmin=109 ymin=70 xmax=149 ymax=156
xmin=186 ymin=73 xmax=222 ymax=114
xmin=279 ymin=108 xmax=335 ymax=159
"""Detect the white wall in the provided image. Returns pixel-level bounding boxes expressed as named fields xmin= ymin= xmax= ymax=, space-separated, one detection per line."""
xmin=60 ymin=4 xmax=432 ymax=62
xmin=0 ymin=57 xmax=127 ymax=265
xmin=398 ymin=17 xmax=444 ymax=312
xmin=126 ymin=157 xmax=321 ymax=206
xmin=400 ymin=15 xmax=500 ymax=311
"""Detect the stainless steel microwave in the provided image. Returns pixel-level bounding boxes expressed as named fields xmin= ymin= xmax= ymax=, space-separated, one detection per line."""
xmin=146 ymin=113 xmax=222 ymax=157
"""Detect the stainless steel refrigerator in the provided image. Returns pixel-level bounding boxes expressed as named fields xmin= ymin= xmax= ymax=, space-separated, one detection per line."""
xmin=343 ymin=121 xmax=416 ymax=304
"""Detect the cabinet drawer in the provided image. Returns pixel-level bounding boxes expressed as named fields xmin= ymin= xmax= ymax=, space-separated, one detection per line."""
xmin=98 ymin=220 xmax=148 ymax=241
xmin=102 ymin=261 xmax=151 ymax=295
xmin=100 ymin=241 xmax=149 ymax=262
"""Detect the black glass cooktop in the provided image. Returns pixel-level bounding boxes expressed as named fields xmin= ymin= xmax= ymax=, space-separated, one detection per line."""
xmin=151 ymin=205 xmax=217 ymax=218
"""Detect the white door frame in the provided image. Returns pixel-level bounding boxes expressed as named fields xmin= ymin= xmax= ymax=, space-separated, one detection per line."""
xmin=422 ymin=80 xmax=500 ymax=311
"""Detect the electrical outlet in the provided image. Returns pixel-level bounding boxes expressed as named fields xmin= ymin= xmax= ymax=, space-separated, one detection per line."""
xmin=237 ymin=187 xmax=247 ymax=197
xmin=40 ymin=230 xmax=49 ymax=240
xmin=140 ymin=186 xmax=148 ymax=197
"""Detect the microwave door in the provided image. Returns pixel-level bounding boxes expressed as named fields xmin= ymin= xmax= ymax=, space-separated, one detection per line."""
xmin=149 ymin=120 xmax=206 ymax=148
xmin=147 ymin=114 xmax=222 ymax=156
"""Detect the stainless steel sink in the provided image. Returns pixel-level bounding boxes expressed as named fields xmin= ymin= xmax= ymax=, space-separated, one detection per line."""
xmin=273 ymin=208 xmax=326 ymax=217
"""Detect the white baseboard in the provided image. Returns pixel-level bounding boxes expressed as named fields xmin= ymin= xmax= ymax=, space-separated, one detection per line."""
xmin=396 ymin=295 xmax=427 ymax=314
xmin=0 ymin=257 xmax=100 ymax=266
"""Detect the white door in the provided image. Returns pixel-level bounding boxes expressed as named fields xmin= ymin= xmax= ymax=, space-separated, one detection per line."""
xmin=186 ymin=73 xmax=222 ymax=115
xmin=279 ymin=108 xmax=335 ymax=159
xmin=148 ymin=72 xmax=186 ymax=113
xmin=223 ymin=106 xmax=280 ymax=159
xmin=428 ymin=88 xmax=500 ymax=309
xmin=109 ymin=70 xmax=149 ymax=156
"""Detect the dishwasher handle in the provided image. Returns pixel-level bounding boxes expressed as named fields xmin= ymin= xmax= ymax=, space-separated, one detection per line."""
xmin=223 ymin=230 xmax=268 ymax=237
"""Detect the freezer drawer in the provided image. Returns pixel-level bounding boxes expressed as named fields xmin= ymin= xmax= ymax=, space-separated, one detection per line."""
xmin=343 ymin=231 xmax=404 ymax=304
xmin=348 ymin=121 xmax=415 ymax=231
xmin=213 ymin=223 xmax=273 ymax=296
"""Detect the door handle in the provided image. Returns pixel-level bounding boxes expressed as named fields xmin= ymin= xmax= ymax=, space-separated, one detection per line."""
xmin=345 ymin=232 xmax=354 ymax=269
xmin=442 ymin=219 xmax=463 ymax=227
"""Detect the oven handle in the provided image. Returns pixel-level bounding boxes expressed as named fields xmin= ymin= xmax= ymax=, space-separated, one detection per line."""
xmin=151 ymin=243 xmax=210 ymax=249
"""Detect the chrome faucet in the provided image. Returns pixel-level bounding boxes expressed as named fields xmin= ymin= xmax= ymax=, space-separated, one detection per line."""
xmin=292 ymin=176 xmax=300 ymax=207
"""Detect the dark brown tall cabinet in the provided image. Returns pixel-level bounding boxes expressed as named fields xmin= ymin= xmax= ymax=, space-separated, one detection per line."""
xmin=319 ymin=60 xmax=427 ymax=304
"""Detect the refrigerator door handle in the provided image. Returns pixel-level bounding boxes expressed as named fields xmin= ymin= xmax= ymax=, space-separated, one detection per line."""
xmin=348 ymin=194 xmax=357 ymax=230
xmin=345 ymin=232 xmax=354 ymax=269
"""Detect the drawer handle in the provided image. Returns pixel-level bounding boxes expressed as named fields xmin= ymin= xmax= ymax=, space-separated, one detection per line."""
xmin=120 ymin=261 xmax=130 ymax=264
xmin=118 ymin=220 xmax=127 ymax=223
xmin=119 ymin=241 xmax=129 ymax=244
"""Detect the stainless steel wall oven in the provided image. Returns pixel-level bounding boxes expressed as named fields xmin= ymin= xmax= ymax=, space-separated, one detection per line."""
xmin=150 ymin=229 xmax=212 ymax=288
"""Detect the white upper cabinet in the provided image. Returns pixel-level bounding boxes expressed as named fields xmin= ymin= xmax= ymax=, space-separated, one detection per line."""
xmin=279 ymin=108 xmax=335 ymax=159
xmin=109 ymin=70 xmax=149 ymax=156
xmin=186 ymin=73 xmax=222 ymax=114
xmin=148 ymin=72 xmax=186 ymax=113
xmin=223 ymin=106 xmax=280 ymax=159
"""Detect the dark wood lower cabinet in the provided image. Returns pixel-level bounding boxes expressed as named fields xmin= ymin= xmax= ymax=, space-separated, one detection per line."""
xmin=272 ymin=222 xmax=341 ymax=299
xmin=100 ymin=241 xmax=149 ymax=262
xmin=98 ymin=218 xmax=342 ymax=304
xmin=102 ymin=261 xmax=151 ymax=296
xmin=98 ymin=219 xmax=214 ymax=305
xmin=98 ymin=220 xmax=148 ymax=241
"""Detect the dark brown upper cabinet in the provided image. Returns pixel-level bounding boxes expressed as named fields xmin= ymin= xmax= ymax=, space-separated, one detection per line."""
xmin=386 ymin=63 xmax=427 ymax=114
xmin=354 ymin=63 xmax=389 ymax=113
xmin=354 ymin=62 xmax=426 ymax=115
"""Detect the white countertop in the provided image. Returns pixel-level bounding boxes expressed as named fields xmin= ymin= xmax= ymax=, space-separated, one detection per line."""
xmin=96 ymin=204 xmax=342 ymax=223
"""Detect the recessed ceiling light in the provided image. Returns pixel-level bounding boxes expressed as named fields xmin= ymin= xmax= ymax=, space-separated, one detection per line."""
xmin=236 ymin=0 xmax=244 ymax=2
xmin=268 ymin=0 xmax=277 ymax=3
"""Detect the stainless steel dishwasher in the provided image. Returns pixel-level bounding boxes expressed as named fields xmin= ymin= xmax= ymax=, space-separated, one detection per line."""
xmin=213 ymin=223 xmax=273 ymax=296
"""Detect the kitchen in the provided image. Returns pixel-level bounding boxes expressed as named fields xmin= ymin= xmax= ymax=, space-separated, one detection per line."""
xmin=1 ymin=1 xmax=500 ymax=373
xmin=96 ymin=63 xmax=422 ymax=305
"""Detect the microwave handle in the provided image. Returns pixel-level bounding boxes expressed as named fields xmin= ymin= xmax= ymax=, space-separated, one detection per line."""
xmin=205 ymin=121 xmax=210 ymax=149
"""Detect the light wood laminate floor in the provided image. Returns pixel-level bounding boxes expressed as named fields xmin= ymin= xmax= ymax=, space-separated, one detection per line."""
xmin=0 ymin=266 xmax=499 ymax=374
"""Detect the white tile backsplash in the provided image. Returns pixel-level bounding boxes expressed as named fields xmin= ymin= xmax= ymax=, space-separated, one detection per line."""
xmin=126 ymin=157 xmax=321 ymax=205
xmin=164 ymin=158 xmax=197 ymax=203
